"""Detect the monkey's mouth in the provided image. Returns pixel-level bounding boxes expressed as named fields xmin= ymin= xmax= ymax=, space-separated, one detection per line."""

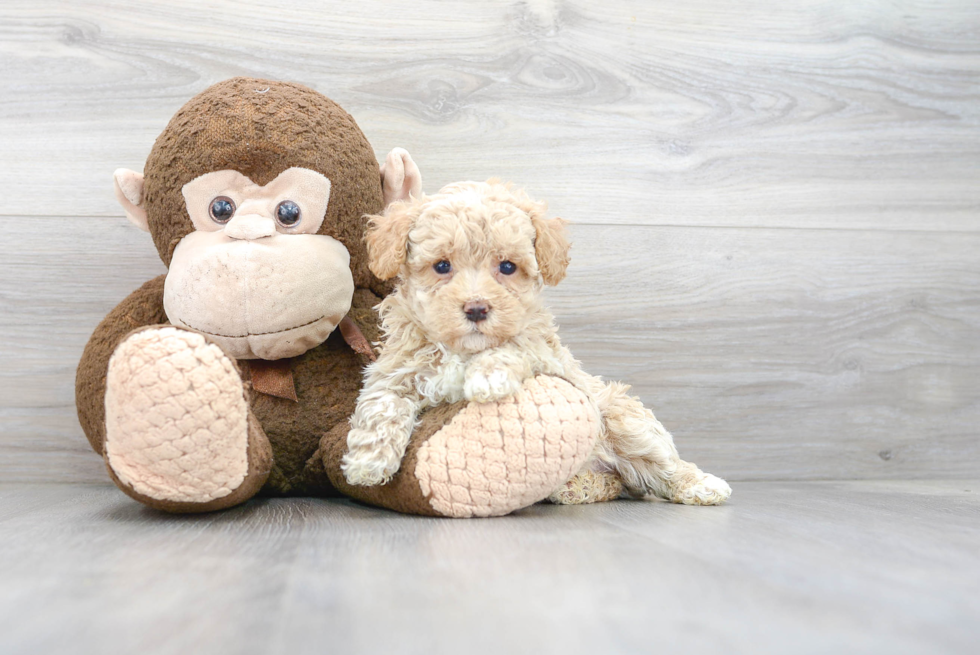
xmin=163 ymin=229 xmax=355 ymax=360
xmin=175 ymin=313 xmax=329 ymax=339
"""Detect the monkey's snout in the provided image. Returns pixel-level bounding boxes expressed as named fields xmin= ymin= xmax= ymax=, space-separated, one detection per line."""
xmin=463 ymin=301 xmax=489 ymax=323
xmin=224 ymin=214 xmax=277 ymax=241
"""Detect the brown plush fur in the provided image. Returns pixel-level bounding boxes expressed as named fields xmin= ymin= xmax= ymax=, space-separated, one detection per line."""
xmin=76 ymin=78 xmax=598 ymax=516
xmin=321 ymin=403 xmax=466 ymax=516
xmin=75 ymin=79 xmax=402 ymax=509
xmin=76 ymin=275 xmax=169 ymax=455
xmin=141 ymin=77 xmax=387 ymax=296
xmin=75 ymin=276 xmax=381 ymax=503
xmin=106 ymin=412 xmax=274 ymax=514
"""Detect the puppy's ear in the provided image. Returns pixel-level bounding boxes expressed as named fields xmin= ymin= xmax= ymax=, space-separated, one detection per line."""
xmin=530 ymin=210 xmax=571 ymax=286
xmin=501 ymin=184 xmax=571 ymax=286
xmin=365 ymin=199 xmax=417 ymax=280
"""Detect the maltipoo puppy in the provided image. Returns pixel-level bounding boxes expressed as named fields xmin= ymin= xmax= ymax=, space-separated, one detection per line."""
xmin=341 ymin=180 xmax=731 ymax=506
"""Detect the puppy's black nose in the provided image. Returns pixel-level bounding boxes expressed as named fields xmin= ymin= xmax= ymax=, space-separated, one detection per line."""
xmin=463 ymin=301 xmax=489 ymax=322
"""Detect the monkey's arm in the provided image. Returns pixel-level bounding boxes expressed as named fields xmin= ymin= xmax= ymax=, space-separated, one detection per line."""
xmin=323 ymin=375 xmax=600 ymax=517
xmin=75 ymin=275 xmax=169 ymax=455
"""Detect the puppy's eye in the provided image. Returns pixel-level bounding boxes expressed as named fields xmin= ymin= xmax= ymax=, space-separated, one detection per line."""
xmin=276 ymin=200 xmax=301 ymax=227
xmin=499 ymin=260 xmax=517 ymax=275
xmin=433 ymin=260 xmax=452 ymax=275
xmin=209 ymin=197 xmax=236 ymax=224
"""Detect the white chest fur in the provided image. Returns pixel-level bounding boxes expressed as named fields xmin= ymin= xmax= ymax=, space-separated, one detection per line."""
xmin=415 ymin=351 xmax=471 ymax=406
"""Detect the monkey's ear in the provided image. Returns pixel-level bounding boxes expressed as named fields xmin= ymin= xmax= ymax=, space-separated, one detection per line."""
xmin=379 ymin=148 xmax=422 ymax=206
xmin=365 ymin=199 xmax=418 ymax=280
xmin=531 ymin=211 xmax=571 ymax=286
xmin=113 ymin=168 xmax=149 ymax=232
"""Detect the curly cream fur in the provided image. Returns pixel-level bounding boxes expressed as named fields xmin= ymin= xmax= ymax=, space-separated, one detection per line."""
xmin=342 ymin=181 xmax=731 ymax=505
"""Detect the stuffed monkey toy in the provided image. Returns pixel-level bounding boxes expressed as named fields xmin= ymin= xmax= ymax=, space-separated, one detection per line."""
xmin=75 ymin=78 xmax=598 ymax=516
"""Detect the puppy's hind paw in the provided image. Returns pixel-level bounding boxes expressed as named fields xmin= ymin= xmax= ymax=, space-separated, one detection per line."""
xmin=672 ymin=473 xmax=732 ymax=506
xmin=464 ymin=367 xmax=523 ymax=403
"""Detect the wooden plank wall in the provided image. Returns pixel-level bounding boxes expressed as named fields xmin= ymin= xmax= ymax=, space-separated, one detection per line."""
xmin=1 ymin=0 xmax=978 ymax=484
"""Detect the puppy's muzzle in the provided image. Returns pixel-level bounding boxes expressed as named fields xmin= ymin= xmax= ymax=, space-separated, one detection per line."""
xmin=463 ymin=301 xmax=490 ymax=323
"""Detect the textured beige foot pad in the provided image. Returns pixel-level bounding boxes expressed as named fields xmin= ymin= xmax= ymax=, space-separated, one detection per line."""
xmin=414 ymin=376 xmax=599 ymax=518
xmin=104 ymin=327 xmax=250 ymax=503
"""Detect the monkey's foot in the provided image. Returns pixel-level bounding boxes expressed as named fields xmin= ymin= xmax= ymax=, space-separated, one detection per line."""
xmin=104 ymin=327 xmax=271 ymax=512
xmin=415 ymin=377 xmax=599 ymax=517
xmin=548 ymin=468 xmax=624 ymax=505
xmin=325 ymin=376 xmax=600 ymax=518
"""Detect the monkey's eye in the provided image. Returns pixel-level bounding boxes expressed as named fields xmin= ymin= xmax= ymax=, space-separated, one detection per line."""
xmin=209 ymin=197 xmax=236 ymax=224
xmin=433 ymin=260 xmax=452 ymax=275
xmin=276 ymin=200 xmax=301 ymax=227
xmin=499 ymin=260 xmax=517 ymax=275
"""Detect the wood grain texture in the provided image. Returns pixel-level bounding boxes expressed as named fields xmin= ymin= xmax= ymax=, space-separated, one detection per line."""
xmin=553 ymin=224 xmax=980 ymax=480
xmin=0 ymin=1 xmax=978 ymax=229
xmin=1 ymin=480 xmax=978 ymax=654
xmin=2 ymin=218 xmax=978 ymax=483
xmin=2 ymin=4 xmax=978 ymax=651
xmin=0 ymin=1 xmax=978 ymax=483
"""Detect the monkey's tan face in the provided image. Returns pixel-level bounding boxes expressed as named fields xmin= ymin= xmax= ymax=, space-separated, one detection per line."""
xmin=163 ymin=168 xmax=354 ymax=360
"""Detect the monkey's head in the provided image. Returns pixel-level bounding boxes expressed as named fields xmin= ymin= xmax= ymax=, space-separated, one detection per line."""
xmin=113 ymin=78 xmax=397 ymax=360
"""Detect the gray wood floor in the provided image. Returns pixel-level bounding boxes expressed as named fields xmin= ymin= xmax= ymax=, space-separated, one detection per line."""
xmin=2 ymin=0 xmax=978 ymax=484
xmin=1 ymin=480 xmax=977 ymax=655
xmin=1 ymin=2 xmax=979 ymax=653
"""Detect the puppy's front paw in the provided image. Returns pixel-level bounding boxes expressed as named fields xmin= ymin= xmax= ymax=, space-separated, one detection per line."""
xmin=464 ymin=366 xmax=523 ymax=403
xmin=341 ymin=432 xmax=402 ymax=487
xmin=672 ymin=473 xmax=732 ymax=506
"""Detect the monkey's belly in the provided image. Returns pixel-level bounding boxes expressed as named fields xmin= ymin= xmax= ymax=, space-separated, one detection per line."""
xmin=247 ymin=331 xmax=364 ymax=495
